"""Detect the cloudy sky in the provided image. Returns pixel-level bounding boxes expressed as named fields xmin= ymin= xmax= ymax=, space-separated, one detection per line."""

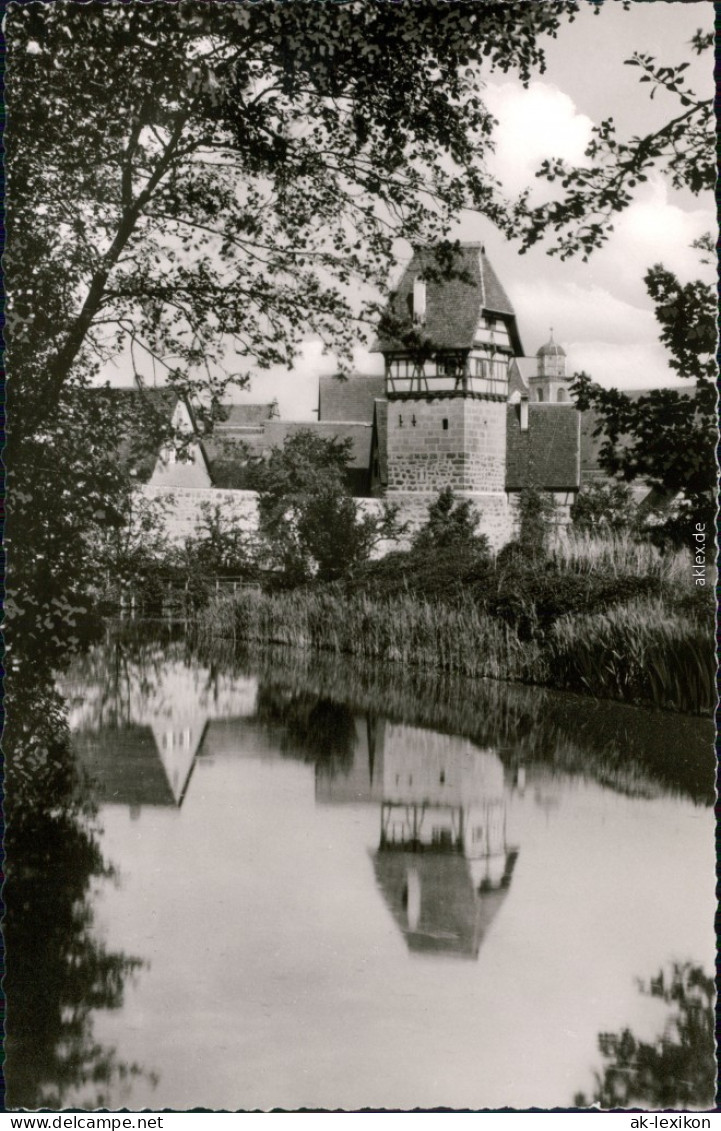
xmin=104 ymin=1 xmax=715 ymax=417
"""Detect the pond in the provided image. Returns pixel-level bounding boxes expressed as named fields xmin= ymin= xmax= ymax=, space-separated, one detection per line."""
xmin=23 ymin=627 xmax=717 ymax=1110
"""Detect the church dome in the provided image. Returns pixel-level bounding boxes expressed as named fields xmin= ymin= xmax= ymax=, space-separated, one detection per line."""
xmin=537 ymin=332 xmax=566 ymax=358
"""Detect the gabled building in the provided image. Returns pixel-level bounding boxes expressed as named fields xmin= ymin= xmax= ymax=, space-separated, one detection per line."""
xmin=92 ymin=386 xmax=213 ymax=489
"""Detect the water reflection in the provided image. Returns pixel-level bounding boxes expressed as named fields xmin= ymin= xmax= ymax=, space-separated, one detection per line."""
xmin=60 ymin=634 xmax=258 ymax=812
xmin=216 ymin=643 xmax=715 ymax=806
xmin=59 ymin=630 xmax=715 ymax=815
xmin=369 ymin=726 xmax=517 ymax=959
xmin=49 ymin=629 xmax=715 ymax=1110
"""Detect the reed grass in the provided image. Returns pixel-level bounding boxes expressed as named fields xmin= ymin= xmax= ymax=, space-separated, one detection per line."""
xmin=199 ymin=588 xmax=545 ymax=683
xmin=549 ymin=531 xmax=692 ymax=587
xmin=198 ymin=583 xmax=713 ymax=715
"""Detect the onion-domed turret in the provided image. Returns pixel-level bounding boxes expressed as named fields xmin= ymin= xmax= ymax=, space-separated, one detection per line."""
xmin=536 ymin=330 xmax=566 ymax=380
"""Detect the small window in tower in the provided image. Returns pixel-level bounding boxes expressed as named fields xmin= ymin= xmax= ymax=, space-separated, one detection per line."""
xmin=442 ymin=418 xmax=448 ymax=431
xmin=398 ymin=414 xmax=403 ymax=428
xmin=557 ymin=388 xmax=567 ymax=402
xmin=411 ymin=415 xmax=417 ymax=427
xmin=537 ymin=389 xmax=544 ymax=402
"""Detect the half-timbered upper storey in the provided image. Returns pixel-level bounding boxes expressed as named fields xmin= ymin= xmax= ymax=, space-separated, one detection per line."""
xmin=373 ymin=244 xmax=524 ymax=400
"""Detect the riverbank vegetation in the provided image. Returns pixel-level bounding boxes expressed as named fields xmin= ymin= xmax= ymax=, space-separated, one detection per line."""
xmin=196 ymin=491 xmax=714 ymax=716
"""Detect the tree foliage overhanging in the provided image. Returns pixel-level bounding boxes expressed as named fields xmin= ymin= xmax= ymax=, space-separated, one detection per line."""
xmin=510 ymin=29 xmax=714 ymax=261
xmin=571 ymin=256 xmax=717 ymax=541
xmin=7 ymin=1 xmax=715 ymax=656
xmin=7 ymin=0 xmax=588 ymax=661
xmin=575 ymin=962 xmax=716 ymax=1110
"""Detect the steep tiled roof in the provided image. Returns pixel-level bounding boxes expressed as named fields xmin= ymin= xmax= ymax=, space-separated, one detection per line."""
xmin=318 ymin=374 xmax=385 ymax=423
xmin=479 ymin=249 xmax=516 ymax=317
xmin=373 ymin=244 xmax=523 ymax=355
xmin=204 ymin=438 xmax=259 ymax=489
xmin=506 ymin=404 xmax=580 ymax=491
xmin=205 ymin=421 xmax=375 ymax=493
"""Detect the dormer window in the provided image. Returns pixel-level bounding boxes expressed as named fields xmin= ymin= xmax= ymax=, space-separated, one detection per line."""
xmin=412 ymin=277 xmax=426 ymax=325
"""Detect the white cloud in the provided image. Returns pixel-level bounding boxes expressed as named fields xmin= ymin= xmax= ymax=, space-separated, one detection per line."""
xmin=568 ymin=340 xmax=686 ymax=390
xmin=484 ymin=81 xmax=593 ymax=196
xmin=609 ymin=179 xmax=715 ymax=286
xmin=512 ymin=278 xmax=658 ymax=352
xmin=511 ymin=276 xmax=692 ymax=389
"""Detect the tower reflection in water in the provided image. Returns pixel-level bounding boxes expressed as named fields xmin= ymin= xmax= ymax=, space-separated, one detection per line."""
xmin=372 ymin=723 xmax=518 ymax=959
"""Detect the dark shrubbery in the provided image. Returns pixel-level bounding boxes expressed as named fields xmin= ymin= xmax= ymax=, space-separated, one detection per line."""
xmin=482 ymin=564 xmax=663 ymax=635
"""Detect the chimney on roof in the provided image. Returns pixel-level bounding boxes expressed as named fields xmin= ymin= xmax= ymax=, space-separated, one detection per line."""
xmin=520 ymin=392 xmax=529 ymax=433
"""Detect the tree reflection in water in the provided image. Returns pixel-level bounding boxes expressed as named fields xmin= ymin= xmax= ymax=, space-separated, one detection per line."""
xmin=5 ymin=670 xmax=155 ymax=1109
xmin=575 ymin=963 xmax=716 ymax=1110
xmin=196 ymin=640 xmax=714 ymax=806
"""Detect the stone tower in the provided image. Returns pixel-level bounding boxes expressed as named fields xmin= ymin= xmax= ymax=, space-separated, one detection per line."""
xmin=373 ymin=243 xmax=523 ymax=547
xmin=529 ymin=332 xmax=570 ymax=402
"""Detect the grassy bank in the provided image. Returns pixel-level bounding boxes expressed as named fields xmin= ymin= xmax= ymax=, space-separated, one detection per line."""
xmin=195 ymin=536 xmax=714 ymax=715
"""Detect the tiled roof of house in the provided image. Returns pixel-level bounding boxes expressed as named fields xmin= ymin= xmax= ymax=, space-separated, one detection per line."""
xmin=373 ymin=244 xmax=523 ymax=355
xmin=262 ymin=421 xmax=373 ymax=469
xmin=318 ymin=374 xmax=386 ymax=423
xmin=203 ymin=439 xmax=259 ymax=490
xmin=204 ymin=421 xmax=375 ymax=492
xmin=506 ymin=403 xmax=580 ymax=491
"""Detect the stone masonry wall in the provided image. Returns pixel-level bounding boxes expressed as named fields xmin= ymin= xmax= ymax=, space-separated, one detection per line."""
xmin=386 ymin=396 xmax=507 ymax=494
xmin=139 ymin=484 xmax=520 ymax=555
xmin=384 ymin=491 xmax=516 ymax=552
xmin=139 ymin=485 xmax=258 ymax=545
